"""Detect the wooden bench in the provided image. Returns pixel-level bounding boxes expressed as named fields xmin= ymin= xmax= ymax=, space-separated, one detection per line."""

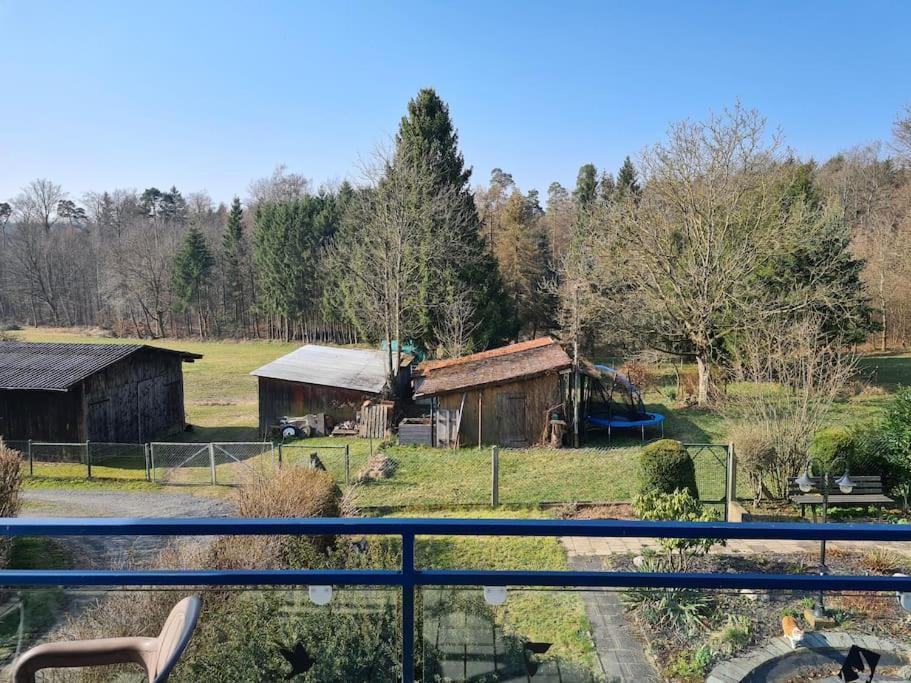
xmin=788 ymin=475 xmax=895 ymax=521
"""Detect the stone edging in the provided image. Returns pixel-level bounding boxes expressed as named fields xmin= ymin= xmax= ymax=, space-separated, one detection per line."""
xmin=706 ymin=631 xmax=911 ymax=683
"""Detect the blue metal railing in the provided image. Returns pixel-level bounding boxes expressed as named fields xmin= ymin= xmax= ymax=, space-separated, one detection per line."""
xmin=3 ymin=517 xmax=911 ymax=682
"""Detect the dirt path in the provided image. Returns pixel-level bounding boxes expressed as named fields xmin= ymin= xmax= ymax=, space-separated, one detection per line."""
xmin=20 ymin=489 xmax=234 ymax=568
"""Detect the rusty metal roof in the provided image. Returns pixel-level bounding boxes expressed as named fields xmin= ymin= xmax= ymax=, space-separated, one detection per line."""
xmin=0 ymin=342 xmax=201 ymax=392
xmin=413 ymin=337 xmax=572 ymax=397
xmin=251 ymin=345 xmax=406 ymax=394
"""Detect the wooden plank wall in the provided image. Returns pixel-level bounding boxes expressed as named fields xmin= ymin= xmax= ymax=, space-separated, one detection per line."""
xmin=258 ymin=377 xmax=378 ymax=434
xmin=436 ymin=373 xmax=562 ymax=447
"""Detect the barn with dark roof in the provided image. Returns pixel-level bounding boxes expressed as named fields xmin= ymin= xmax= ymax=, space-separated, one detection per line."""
xmin=0 ymin=342 xmax=201 ymax=442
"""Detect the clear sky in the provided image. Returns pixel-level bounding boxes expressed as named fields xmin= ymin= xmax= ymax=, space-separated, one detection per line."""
xmin=1 ymin=0 xmax=909 ymax=205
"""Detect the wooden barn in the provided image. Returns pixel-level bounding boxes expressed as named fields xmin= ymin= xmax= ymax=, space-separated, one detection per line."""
xmin=0 ymin=342 xmax=201 ymax=442
xmin=412 ymin=337 xmax=572 ymax=447
xmin=252 ymin=345 xmax=411 ymax=434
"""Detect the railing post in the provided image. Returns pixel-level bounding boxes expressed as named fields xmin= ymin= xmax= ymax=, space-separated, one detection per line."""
xmin=345 ymin=445 xmax=350 ymax=486
xmin=401 ymin=531 xmax=415 ymax=683
xmin=208 ymin=443 xmax=216 ymax=485
xmin=491 ymin=446 xmax=499 ymax=506
xmin=27 ymin=440 xmax=33 ymax=477
xmin=85 ymin=441 xmax=92 ymax=480
xmin=725 ymin=443 xmax=736 ymax=522
xmin=277 ymin=443 xmax=283 ymax=469
xmin=144 ymin=443 xmax=151 ymax=482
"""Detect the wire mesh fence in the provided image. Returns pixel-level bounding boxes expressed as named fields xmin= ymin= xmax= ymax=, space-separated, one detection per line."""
xmin=150 ymin=442 xmax=274 ymax=485
xmin=278 ymin=444 xmax=359 ymax=485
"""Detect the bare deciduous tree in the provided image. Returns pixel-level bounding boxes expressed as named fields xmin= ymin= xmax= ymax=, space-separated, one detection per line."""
xmin=722 ymin=315 xmax=857 ymax=498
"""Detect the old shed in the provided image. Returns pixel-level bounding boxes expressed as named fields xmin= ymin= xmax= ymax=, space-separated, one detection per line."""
xmin=412 ymin=337 xmax=572 ymax=447
xmin=252 ymin=345 xmax=411 ymax=434
xmin=0 ymin=342 xmax=201 ymax=442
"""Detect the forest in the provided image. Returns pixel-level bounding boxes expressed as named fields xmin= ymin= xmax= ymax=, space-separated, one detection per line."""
xmin=1 ymin=90 xmax=910 ymax=400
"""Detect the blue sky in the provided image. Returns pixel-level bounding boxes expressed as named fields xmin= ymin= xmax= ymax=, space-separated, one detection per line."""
xmin=1 ymin=0 xmax=909 ymax=205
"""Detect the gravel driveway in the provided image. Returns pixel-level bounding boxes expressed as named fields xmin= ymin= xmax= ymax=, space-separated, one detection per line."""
xmin=20 ymin=489 xmax=235 ymax=568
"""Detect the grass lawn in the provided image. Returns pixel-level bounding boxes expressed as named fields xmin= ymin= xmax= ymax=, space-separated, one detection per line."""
xmin=8 ymin=327 xmax=910 ymax=504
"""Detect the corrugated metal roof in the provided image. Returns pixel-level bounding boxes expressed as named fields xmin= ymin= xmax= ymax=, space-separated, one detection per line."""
xmin=250 ymin=345 xmax=399 ymax=394
xmin=413 ymin=337 xmax=572 ymax=397
xmin=0 ymin=342 xmax=202 ymax=392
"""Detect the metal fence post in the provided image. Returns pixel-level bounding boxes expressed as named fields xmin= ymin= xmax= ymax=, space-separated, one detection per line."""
xmin=345 ymin=445 xmax=350 ymax=486
xmin=277 ymin=443 xmax=283 ymax=469
xmin=725 ymin=443 xmax=736 ymax=522
xmin=85 ymin=441 xmax=92 ymax=480
xmin=491 ymin=446 xmax=499 ymax=506
xmin=144 ymin=443 xmax=151 ymax=482
xmin=401 ymin=531 xmax=415 ymax=683
xmin=27 ymin=440 xmax=33 ymax=477
xmin=208 ymin=443 xmax=216 ymax=485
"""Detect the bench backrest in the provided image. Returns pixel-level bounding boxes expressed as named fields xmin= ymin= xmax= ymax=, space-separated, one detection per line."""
xmin=787 ymin=475 xmax=884 ymax=496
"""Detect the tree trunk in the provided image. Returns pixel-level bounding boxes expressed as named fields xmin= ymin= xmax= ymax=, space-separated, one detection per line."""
xmin=695 ymin=352 xmax=711 ymax=406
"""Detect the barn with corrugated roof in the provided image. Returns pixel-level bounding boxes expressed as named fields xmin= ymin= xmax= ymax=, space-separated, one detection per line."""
xmin=412 ymin=337 xmax=572 ymax=447
xmin=251 ymin=344 xmax=412 ymax=434
xmin=0 ymin=342 xmax=201 ymax=442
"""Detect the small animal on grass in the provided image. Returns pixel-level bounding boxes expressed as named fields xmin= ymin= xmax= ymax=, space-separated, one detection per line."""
xmin=781 ymin=615 xmax=804 ymax=649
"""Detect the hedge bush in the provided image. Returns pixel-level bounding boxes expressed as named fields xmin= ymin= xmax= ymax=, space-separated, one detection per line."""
xmin=729 ymin=424 xmax=776 ymax=501
xmin=809 ymin=426 xmax=856 ymax=470
xmin=0 ymin=440 xmax=22 ymax=567
xmin=639 ymin=439 xmax=698 ymax=498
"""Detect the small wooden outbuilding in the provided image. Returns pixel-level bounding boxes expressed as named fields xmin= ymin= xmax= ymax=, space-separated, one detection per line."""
xmin=0 ymin=342 xmax=201 ymax=442
xmin=251 ymin=345 xmax=411 ymax=435
xmin=412 ymin=337 xmax=572 ymax=447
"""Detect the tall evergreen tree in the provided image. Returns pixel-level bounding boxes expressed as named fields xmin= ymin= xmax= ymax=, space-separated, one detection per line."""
xmin=394 ymin=88 xmax=516 ymax=348
xmin=172 ymin=223 xmax=215 ymax=335
xmin=253 ymin=195 xmax=338 ymax=340
xmin=573 ymin=164 xmax=598 ymax=207
xmin=615 ymin=156 xmax=641 ymax=197
xmin=222 ymin=197 xmax=247 ymax=330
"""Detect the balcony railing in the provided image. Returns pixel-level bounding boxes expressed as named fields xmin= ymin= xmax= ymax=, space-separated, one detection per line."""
xmin=2 ymin=517 xmax=910 ymax=681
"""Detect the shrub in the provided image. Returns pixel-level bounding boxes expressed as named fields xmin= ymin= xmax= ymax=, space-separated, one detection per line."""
xmin=634 ymin=491 xmax=721 ymax=570
xmin=809 ymin=426 xmax=856 ymax=469
xmin=639 ymin=439 xmax=698 ymax=498
xmin=729 ymin=423 xmax=776 ymax=501
xmin=0 ymin=440 xmax=22 ymax=567
xmin=623 ymin=554 xmax=712 ymax=637
xmin=237 ymin=467 xmax=340 ymax=519
xmin=707 ymin=614 xmax=752 ymax=655
xmin=619 ymin=359 xmax=658 ymax=395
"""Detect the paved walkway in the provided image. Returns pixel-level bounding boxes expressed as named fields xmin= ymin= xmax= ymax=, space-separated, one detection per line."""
xmin=568 ymin=554 xmax=660 ymax=683
xmin=562 ymin=536 xmax=911 ymax=559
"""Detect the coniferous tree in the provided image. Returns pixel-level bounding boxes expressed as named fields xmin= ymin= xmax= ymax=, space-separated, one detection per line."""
xmin=394 ymin=88 xmax=516 ymax=348
xmin=172 ymin=223 xmax=215 ymax=336
xmin=573 ymin=164 xmax=598 ymax=207
xmin=222 ymin=197 xmax=247 ymax=331
xmin=615 ymin=156 xmax=641 ymax=197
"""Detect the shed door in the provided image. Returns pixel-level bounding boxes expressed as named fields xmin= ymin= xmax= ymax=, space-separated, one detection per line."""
xmin=87 ymin=399 xmax=111 ymax=441
xmin=497 ymin=393 xmax=527 ymax=447
xmin=137 ymin=379 xmax=154 ymax=442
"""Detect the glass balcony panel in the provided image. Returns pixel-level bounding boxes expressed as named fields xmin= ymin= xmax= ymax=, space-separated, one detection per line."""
xmin=0 ymin=586 xmax=401 ymax=682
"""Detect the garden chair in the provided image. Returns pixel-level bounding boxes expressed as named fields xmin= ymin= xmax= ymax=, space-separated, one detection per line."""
xmin=10 ymin=595 xmax=201 ymax=683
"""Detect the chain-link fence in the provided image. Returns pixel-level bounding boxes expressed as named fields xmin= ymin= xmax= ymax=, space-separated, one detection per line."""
xmin=150 ymin=442 xmax=274 ymax=485
xmin=2 ymin=441 xmax=149 ymax=481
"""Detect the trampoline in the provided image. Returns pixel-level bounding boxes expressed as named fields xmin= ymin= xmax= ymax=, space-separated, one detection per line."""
xmin=583 ymin=364 xmax=665 ymax=441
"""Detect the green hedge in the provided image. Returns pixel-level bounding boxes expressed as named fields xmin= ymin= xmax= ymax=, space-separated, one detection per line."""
xmin=639 ymin=439 xmax=698 ymax=498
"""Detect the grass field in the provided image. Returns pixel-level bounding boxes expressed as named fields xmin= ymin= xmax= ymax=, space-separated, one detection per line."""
xmin=8 ymin=327 xmax=909 ymax=504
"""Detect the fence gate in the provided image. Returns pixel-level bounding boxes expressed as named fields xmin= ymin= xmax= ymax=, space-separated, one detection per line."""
xmin=686 ymin=443 xmax=732 ymax=517
xmin=150 ymin=443 xmax=212 ymax=485
xmin=211 ymin=442 xmax=275 ymax=484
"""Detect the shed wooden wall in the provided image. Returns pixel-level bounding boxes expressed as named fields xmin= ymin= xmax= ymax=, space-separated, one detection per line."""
xmin=0 ymin=348 xmax=187 ymax=443
xmin=258 ymin=377 xmax=379 ymax=434
xmin=81 ymin=348 xmax=186 ymax=442
xmin=436 ymin=372 xmax=562 ymax=447
xmin=0 ymin=390 xmax=83 ymax=442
